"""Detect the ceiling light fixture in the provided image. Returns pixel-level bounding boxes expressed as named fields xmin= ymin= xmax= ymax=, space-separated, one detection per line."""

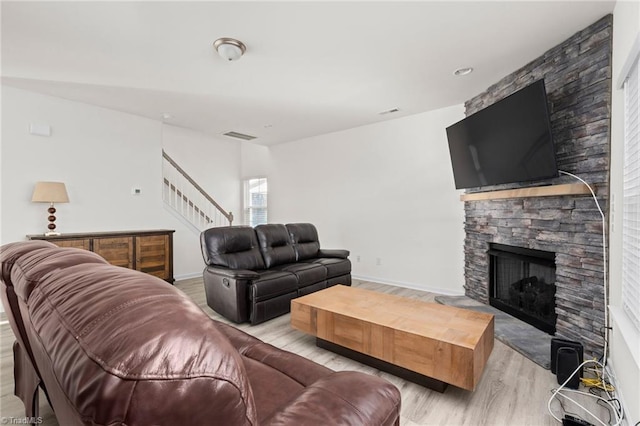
xmin=213 ymin=37 xmax=247 ymax=62
xmin=453 ymin=67 xmax=474 ymax=76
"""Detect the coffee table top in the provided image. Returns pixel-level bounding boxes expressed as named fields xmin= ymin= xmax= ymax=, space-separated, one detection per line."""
xmin=292 ymin=285 xmax=494 ymax=350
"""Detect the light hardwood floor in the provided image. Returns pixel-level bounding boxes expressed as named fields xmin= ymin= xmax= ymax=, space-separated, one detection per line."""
xmin=0 ymin=278 xmax=600 ymax=425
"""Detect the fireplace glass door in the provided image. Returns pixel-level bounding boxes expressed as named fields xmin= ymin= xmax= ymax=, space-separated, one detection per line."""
xmin=489 ymin=243 xmax=557 ymax=334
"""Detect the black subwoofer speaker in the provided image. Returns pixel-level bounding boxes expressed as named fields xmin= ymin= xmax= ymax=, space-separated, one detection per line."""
xmin=556 ymin=347 xmax=581 ymax=389
xmin=550 ymin=338 xmax=583 ymax=374
xmin=551 ymin=338 xmax=583 ymax=390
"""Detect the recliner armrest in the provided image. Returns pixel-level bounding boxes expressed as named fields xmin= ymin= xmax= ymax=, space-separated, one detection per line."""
xmin=317 ymin=249 xmax=350 ymax=259
xmin=203 ymin=267 xmax=257 ymax=323
xmin=264 ymin=371 xmax=400 ymax=426
xmin=204 ymin=266 xmax=260 ymax=280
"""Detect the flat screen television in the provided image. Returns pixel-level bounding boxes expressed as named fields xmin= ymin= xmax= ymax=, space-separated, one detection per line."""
xmin=446 ymin=79 xmax=558 ymax=189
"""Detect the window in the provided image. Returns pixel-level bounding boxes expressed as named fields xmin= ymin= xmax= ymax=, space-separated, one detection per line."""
xmin=244 ymin=178 xmax=267 ymax=227
xmin=622 ymin=55 xmax=640 ymax=331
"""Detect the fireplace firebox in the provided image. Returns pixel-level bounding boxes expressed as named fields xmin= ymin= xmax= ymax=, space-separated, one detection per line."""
xmin=488 ymin=243 xmax=557 ymax=334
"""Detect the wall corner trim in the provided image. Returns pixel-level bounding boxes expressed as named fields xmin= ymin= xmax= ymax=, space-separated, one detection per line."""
xmin=617 ymin=33 xmax=640 ymax=89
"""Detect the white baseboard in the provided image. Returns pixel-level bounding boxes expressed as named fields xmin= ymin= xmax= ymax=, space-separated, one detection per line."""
xmin=352 ymin=274 xmax=465 ymax=296
xmin=174 ymin=271 xmax=202 ymax=281
xmin=604 ymin=360 xmax=631 ymax=426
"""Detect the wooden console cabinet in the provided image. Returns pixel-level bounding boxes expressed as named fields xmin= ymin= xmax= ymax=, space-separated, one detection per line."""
xmin=27 ymin=230 xmax=175 ymax=283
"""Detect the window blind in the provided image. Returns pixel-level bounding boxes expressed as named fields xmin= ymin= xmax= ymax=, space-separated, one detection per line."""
xmin=623 ymin=55 xmax=640 ymax=331
xmin=244 ymin=178 xmax=268 ymax=227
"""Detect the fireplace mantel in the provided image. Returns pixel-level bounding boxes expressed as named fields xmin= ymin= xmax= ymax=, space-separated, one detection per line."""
xmin=460 ymin=183 xmax=593 ymax=202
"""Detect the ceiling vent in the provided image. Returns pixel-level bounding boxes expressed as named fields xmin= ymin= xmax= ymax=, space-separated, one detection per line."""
xmin=223 ymin=131 xmax=257 ymax=141
xmin=379 ymin=108 xmax=400 ymax=115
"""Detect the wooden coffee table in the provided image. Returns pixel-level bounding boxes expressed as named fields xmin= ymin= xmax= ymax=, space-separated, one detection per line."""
xmin=291 ymin=285 xmax=494 ymax=392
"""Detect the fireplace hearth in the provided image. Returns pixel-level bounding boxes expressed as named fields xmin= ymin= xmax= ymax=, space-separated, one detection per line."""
xmin=489 ymin=243 xmax=557 ymax=334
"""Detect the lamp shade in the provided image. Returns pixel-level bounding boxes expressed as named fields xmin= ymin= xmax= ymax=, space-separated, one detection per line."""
xmin=31 ymin=182 xmax=69 ymax=203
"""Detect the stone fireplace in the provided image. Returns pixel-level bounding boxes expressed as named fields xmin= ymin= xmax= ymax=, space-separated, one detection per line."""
xmin=461 ymin=16 xmax=611 ymax=358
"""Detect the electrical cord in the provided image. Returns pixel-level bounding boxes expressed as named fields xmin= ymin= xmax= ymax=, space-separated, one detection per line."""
xmin=581 ymin=365 xmax=614 ymax=393
xmin=558 ymin=170 xmax=608 ymax=367
xmin=581 ymin=377 xmax=614 ymax=392
xmin=548 ymin=359 xmax=623 ymax=425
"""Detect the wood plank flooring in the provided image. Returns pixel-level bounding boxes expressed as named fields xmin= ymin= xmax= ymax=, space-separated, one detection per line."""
xmin=0 ymin=278 xmax=601 ymax=425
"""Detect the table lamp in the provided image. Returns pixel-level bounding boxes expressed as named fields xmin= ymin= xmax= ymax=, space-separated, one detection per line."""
xmin=31 ymin=181 xmax=69 ymax=236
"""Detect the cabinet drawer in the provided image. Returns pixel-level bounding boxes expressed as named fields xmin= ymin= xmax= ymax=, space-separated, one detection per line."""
xmin=136 ymin=235 xmax=170 ymax=280
xmin=51 ymin=239 xmax=91 ymax=251
xmin=93 ymin=237 xmax=134 ymax=269
xmin=27 ymin=230 xmax=174 ymax=283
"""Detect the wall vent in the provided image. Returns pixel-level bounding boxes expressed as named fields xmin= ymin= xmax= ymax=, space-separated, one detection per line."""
xmin=223 ymin=131 xmax=257 ymax=141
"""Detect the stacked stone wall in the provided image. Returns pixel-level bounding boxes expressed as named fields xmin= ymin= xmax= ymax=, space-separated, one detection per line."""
xmin=462 ymin=15 xmax=612 ymax=358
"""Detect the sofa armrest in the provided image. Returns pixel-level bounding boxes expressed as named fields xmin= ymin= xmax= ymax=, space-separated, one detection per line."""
xmin=317 ymin=249 xmax=350 ymax=259
xmin=203 ymin=267 xmax=259 ymax=323
xmin=204 ymin=266 xmax=260 ymax=280
xmin=264 ymin=371 xmax=400 ymax=426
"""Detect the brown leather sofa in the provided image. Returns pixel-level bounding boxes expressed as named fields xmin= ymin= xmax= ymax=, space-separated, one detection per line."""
xmin=0 ymin=241 xmax=400 ymax=426
xmin=201 ymin=223 xmax=351 ymax=324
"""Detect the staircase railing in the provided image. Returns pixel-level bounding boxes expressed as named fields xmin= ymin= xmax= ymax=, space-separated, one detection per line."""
xmin=162 ymin=150 xmax=233 ymax=230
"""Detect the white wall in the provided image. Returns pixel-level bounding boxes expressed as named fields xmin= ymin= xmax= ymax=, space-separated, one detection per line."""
xmin=241 ymin=141 xmax=270 ymax=179
xmin=0 ymin=86 xmax=242 ymax=285
xmin=609 ymin=2 xmax=640 ymax=424
xmin=0 ymin=85 xmax=464 ymax=297
xmin=267 ymin=105 xmax=466 ymax=295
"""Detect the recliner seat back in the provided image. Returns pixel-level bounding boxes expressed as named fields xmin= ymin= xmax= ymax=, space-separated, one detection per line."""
xmin=2 ymin=242 xmax=258 ymax=426
xmin=255 ymin=224 xmax=296 ymax=268
xmin=0 ymin=241 xmax=61 ymax=377
xmin=201 ymin=226 xmax=266 ymax=271
xmin=286 ymin=223 xmax=321 ymax=261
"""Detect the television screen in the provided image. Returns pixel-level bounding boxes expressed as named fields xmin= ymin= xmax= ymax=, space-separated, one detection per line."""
xmin=446 ymin=79 xmax=558 ymax=189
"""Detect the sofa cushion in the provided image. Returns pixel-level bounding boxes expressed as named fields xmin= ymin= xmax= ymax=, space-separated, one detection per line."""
xmin=0 ymin=240 xmax=84 ymax=372
xmin=286 ymin=223 xmax=321 ymax=261
xmin=1 ymin=240 xmax=63 ymax=289
xmin=305 ymin=257 xmax=352 ymax=278
xmin=263 ymin=371 xmax=401 ymax=426
xmin=201 ymin=226 xmax=266 ymax=270
xmin=11 ymin=247 xmax=108 ymax=301
xmin=273 ymin=262 xmax=326 ymax=288
xmin=216 ymin=321 xmax=333 ymax=386
xmin=242 ymin=356 xmax=303 ymax=423
xmin=251 ymin=270 xmax=298 ymax=302
xmin=255 ymin=224 xmax=296 ymax=268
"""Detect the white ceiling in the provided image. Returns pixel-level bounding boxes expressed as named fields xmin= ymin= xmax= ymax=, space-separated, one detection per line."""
xmin=1 ymin=1 xmax=616 ymax=146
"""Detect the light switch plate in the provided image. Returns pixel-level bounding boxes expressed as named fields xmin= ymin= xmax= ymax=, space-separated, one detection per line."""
xmin=29 ymin=123 xmax=51 ymax=137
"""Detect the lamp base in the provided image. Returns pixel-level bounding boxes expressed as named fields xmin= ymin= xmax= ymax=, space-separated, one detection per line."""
xmin=44 ymin=231 xmax=61 ymax=237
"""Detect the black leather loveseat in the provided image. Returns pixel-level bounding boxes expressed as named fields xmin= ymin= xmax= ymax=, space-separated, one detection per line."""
xmin=200 ymin=223 xmax=351 ymax=324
